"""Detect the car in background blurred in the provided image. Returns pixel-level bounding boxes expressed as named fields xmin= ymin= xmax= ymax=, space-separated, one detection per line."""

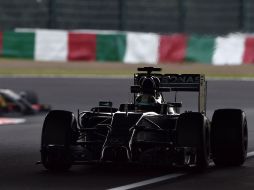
xmin=0 ymin=89 xmax=51 ymax=116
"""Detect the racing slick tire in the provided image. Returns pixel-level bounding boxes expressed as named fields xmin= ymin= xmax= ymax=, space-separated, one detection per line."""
xmin=41 ymin=110 xmax=79 ymax=171
xmin=20 ymin=90 xmax=39 ymax=104
xmin=211 ymin=109 xmax=248 ymax=167
xmin=177 ymin=112 xmax=210 ymax=170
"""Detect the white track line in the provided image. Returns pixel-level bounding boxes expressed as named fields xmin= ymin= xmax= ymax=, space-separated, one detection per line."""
xmin=108 ymin=151 xmax=254 ymax=190
xmin=107 ymin=173 xmax=186 ymax=190
xmin=247 ymin=151 xmax=254 ymax=158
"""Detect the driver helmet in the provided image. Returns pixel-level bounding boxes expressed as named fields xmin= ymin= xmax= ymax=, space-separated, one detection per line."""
xmin=139 ymin=76 xmax=160 ymax=94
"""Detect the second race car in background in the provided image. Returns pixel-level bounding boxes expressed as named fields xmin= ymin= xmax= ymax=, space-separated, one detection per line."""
xmin=0 ymin=89 xmax=51 ymax=116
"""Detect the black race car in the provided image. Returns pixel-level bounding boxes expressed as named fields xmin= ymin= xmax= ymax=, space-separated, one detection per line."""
xmin=0 ymin=89 xmax=51 ymax=116
xmin=40 ymin=67 xmax=248 ymax=171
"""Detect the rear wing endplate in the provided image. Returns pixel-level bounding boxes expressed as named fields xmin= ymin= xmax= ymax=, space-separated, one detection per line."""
xmin=160 ymin=74 xmax=207 ymax=114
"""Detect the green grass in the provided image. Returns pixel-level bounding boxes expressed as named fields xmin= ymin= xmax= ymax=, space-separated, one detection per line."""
xmin=0 ymin=68 xmax=134 ymax=77
xmin=1 ymin=58 xmax=254 ymax=78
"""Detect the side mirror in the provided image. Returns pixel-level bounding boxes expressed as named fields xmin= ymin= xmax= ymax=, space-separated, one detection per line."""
xmin=99 ymin=101 xmax=112 ymax=107
xmin=167 ymin=102 xmax=182 ymax=114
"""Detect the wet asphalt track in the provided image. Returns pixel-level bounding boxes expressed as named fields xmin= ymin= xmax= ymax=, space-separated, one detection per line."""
xmin=0 ymin=77 xmax=254 ymax=190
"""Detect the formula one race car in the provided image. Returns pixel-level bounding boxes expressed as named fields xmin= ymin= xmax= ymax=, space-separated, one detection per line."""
xmin=0 ymin=89 xmax=51 ymax=116
xmin=40 ymin=67 xmax=248 ymax=171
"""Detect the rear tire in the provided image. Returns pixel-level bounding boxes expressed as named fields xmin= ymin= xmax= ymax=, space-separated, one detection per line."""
xmin=211 ymin=109 xmax=248 ymax=166
xmin=41 ymin=110 xmax=78 ymax=171
xmin=177 ymin=112 xmax=210 ymax=170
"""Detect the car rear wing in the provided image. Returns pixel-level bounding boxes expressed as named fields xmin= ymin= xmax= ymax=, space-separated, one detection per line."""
xmin=160 ymin=74 xmax=201 ymax=91
xmin=133 ymin=73 xmax=207 ymax=114
xmin=160 ymin=74 xmax=207 ymax=114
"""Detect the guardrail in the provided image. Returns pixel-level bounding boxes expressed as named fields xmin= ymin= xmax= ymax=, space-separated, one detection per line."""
xmin=1 ymin=0 xmax=254 ymax=35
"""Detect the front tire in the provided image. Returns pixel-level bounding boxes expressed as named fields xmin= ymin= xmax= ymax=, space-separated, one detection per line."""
xmin=211 ymin=109 xmax=248 ymax=166
xmin=41 ymin=110 xmax=78 ymax=171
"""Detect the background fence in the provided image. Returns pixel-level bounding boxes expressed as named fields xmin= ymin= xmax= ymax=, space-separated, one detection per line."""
xmin=1 ymin=0 xmax=254 ymax=35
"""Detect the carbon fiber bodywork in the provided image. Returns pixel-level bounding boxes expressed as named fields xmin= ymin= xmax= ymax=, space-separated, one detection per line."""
xmin=40 ymin=67 xmax=248 ymax=170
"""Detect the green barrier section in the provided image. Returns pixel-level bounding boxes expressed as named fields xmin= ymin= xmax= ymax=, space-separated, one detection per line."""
xmin=186 ymin=36 xmax=215 ymax=63
xmin=0 ymin=32 xmax=2 ymax=55
xmin=96 ymin=34 xmax=126 ymax=62
xmin=2 ymin=32 xmax=35 ymax=59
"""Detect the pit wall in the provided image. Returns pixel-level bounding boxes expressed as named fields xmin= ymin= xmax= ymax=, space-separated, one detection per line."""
xmin=0 ymin=29 xmax=254 ymax=65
